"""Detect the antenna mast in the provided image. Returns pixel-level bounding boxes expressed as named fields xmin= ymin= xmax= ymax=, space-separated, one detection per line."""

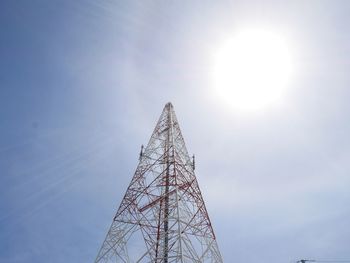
xmin=95 ymin=103 xmax=223 ymax=263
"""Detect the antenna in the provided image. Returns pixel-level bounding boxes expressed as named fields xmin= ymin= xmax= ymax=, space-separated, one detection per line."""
xmin=192 ymin=154 xmax=195 ymax=170
xmin=139 ymin=144 xmax=144 ymax=160
xmin=297 ymin=260 xmax=350 ymax=263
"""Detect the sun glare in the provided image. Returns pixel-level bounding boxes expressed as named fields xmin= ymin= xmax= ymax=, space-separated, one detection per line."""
xmin=212 ymin=28 xmax=293 ymax=112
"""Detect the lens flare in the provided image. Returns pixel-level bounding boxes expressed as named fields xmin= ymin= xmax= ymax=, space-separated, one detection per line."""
xmin=212 ymin=28 xmax=293 ymax=112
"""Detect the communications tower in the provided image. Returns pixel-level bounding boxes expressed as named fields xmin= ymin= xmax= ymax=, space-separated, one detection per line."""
xmin=95 ymin=103 xmax=223 ymax=263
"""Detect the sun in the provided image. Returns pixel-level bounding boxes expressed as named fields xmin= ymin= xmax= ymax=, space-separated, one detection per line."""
xmin=212 ymin=28 xmax=293 ymax=112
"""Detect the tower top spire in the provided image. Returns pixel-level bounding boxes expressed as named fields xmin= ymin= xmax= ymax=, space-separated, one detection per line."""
xmin=165 ymin=101 xmax=173 ymax=108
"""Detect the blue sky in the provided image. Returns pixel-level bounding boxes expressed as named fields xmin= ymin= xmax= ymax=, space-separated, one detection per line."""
xmin=1 ymin=1 xmax=350 ymax=262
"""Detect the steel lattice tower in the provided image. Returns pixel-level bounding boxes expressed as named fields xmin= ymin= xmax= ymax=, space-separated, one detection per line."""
xmin=95 ymin=103 xmax=223 ymax=263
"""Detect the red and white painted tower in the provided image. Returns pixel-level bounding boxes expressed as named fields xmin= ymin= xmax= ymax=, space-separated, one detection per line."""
xmin=95 ymin=103 xmax=223 ymax=263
